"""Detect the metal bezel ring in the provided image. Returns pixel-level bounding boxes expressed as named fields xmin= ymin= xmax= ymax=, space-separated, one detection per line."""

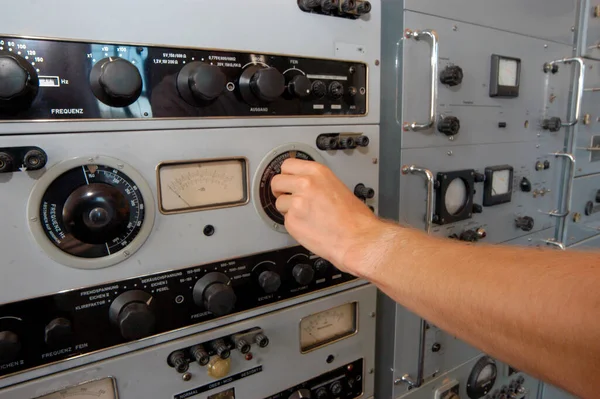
xmin=27 ymin=155 xmax=156 ymax=270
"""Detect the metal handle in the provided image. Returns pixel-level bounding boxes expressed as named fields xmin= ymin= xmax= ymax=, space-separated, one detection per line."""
xmin=401 ymin=165 xmax=435 ymax=234
xmin=540 ymin=238 xmax=566 ymax=251
xmin=403 ymin=29 xmax=439 ymax=132
xmin=538 ymin=152 xmax=575 ymax=218
xmin=543 ymin=57 xmax=585 ymax=127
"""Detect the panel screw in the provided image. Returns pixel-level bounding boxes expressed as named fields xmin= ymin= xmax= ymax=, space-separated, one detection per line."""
xmin=447 ymin=151 xmax=453 ymax=156
xmin=453 ymin=25 xmax=458 ymax=31
xmin=30 ymin=217 xmax=38 ymax=222
xmin=448 ymin=135 xmax=455 ymax=141
xmin=544 ymin=44 xmax=548 ymax=48
xmin=573 ymin=212 xmax=581 ymax=223
xmin=375 ymin=60 xmax=380 ymax=66
xmin=372 ymin=158 xmax=378 ymax=164
xmin=124 ymin=251 xmax=130 ymax=257
xmin=369 ymin=368 xmax=374 ymax=374
xmin=370 ymin=312 xmax=376 ymax=317
xmin=182 ymin=372 xmax=192 ymax=381
xmin=117 ymin=163 xmax=124 ymax=169
xmin=549 ymin=94 xmax=556 ymax=103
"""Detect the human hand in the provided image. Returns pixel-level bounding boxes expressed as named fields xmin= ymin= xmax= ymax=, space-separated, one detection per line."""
xmin=270 ymin=158 xmax=381 ymax=277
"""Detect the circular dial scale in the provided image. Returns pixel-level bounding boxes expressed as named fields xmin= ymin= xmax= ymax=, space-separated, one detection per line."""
xmin=259 ymin=150 xmax=314 ymax=225
xmin=39 ymin=164 xmax=145 ymax=259
xmin=445 ymin=178 xmax=468 ymax=215
xmin=37 ymin=378 xmax=116 ymax=399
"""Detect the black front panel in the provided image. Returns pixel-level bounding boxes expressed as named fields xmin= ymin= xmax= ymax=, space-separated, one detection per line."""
xmin=0 ymin=245 xmax=356 ymax=378
xmin=0 ymin=36 xmax=367 ymax=120
xmin=264 ymin=359 xmax=364 ymax=399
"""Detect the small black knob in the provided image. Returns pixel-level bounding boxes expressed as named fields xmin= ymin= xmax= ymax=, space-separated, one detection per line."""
xmin=211 ymin=339 xmax=230 ymax=359
xmin=338 ymin=136 xmax=356 ymax=149
xmin=341 ymin=0 xmax=356 ymax=12
xmin=23 ymin=149 xmax=47 ymax=171
xmin=354 ymin=183 xmax=375 ymax=200
xmin=328 ymin=81 xmax=344 ymax=99
xmin=431 ymin=342 xmax=442 ymax=352
xmin=177 ymin=62 xmax=226 ymax=104
xmin=316 ymin=388 xmax=329 ymax=399
xmin=190 ymin=344 xmax=210 ymax=366
xmin=474 ymin=173 xmax=485 ymax=183
xmin=520 ymin=177 xmax=532 ymax=192
xmin=254 ymin=333 xmax=269 ymax=348
xmin=0 ymin=152 xmax=14 ymax=173
xmin=356 ymin=1 xmax=372 ymax=14
xmin=440 ymin=65 xmax=464 ymax=87
xmin=90 ymin=57 xmax=142 ymax=107
xmin=45 ymin=318 xmax=73 ymax=347
xmin=314 ymin=258 xmax=331 ymax=274
xmin=250 ymin=67 xmax=285 ymax=102
xmin=193 ymin=272 xmax=237 ymax=317
xmin=293 ymin=264 xmax=315 ymax=286
xmin=0 ymin=331 xmax=21 ymax=363
xmin=299 ymin=0 xmax=321 ymax=10
xmin=542 ymin=117 xmax=562 ymax=132
xmin=288 ymin=75 xmax=312 ymax=99
xmin=168 ymin=350 xmax=189 ymax=373
xmin=235 ymin=338 xmax=251 ymax=354
xmin=515 ymin=216 xmax=534 ymax=232
xmin=438 ymin=116 xmax=461 ymax=136
xmin=330 ymin=381 xmax=343 ymax=396
xmin=459 ymin=230 xmax=479 ymax=242
xmin=258 ymin=270 xmax=281 ymax=294
xmin=472 ymin=204 xmax=483 ymax=214
xmin=312 ymin=80 xmax=327 ymax=98
xmin=289 ymin=389 xmax=312 ymax=399
xmin=355 ymin=135 xmax=370 ymax=147
xmin=321 ymin=0 xmax=339 ymax=11
xmin=0 ymin=51 xmax=39 ymax=112
xmin=543 ymin=160 xmax=551 ymax=170
xmin=109 ymin=290 xmax=156 ymax=341
xmin=317 ymin=136 xmax=338 ymax=150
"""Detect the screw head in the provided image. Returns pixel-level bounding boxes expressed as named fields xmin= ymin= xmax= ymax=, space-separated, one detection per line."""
xmin=182 ymin=372 xmax=192 ymax=381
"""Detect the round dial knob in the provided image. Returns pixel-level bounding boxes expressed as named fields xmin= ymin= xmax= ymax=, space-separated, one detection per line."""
xmin=293 ymin=264 xmax=315 ymax=286
xmin=288 ymin=75 xmax=312 ymax=99
xmin=0 ymin=331 xmax=21 ymax=363
xmin=0 ymin=152 xmax=14 ymax=173
xmin=315 ymin=388 xmax=329 ymax=399
xmin=109 ymin=290 xmax=156 ymax=341
xmin=0 ymin=51 xmax=39 ymax=112
xmin=45 ymin=318 xmax=73 ymax=347
xmin=440 ymin=65 xmax=464 ymax=87
xmin=520 ymin=177 xmax=532 ymax=192
xmin=438 ymin=116 xmax=461 ymax=136
xmin=328 ymin=81 xmax=344 ymax=99
xmin=515 ymin=216 xmax=534 ymax=232
xmin=258 ymin=270 xmax=281 ymax=294
xmin=177 ymin=62 xmax=226 ymax=104
xmin=193 ymin=272 xmax=237 ymax=316
xmin=90 ymin=57 xmax=142 ymax=107
xmin=542 ymin=117 xmax=562 ymax=132
xmin=288 ymin=389 xmax=312 ymax=399
xmin=23 ymin=149 xmax=47 ymax=171
xmin=314 ymin=258 xmax=331 ymax=274
xmin=239 ymin=65 xmax=284 ymax=105
xmin=312 ymin=80 xmax=327 ymax=98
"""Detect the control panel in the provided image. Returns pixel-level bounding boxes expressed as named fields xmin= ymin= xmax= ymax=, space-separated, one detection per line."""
xmin=0 ymin=245 xmax=354 ymax=379
xmin=0 ymin=36 xmax=367 ymax=121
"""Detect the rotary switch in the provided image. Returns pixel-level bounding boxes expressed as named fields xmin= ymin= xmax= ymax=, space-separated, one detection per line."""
xmin=177 ymin=62 xmax=226 ymax=104
xmin=289 ymin=389 xmax=312 ymax=399
xmin=287 ymin=75 xmax=312 ymax=99
xmin=45 ymin=318 xmax=73 ymax=347
xmin=90 ymin=57 xmax=143 ymax=107
xmin=542 ymin=117 xmax=562 ymax=132
xmin=0 ymin=331 xmax=21 ymax=363
xmin=515 ymin=216 xmax=534 ymax=232
xmin=438 ymin=116 xmax=461 ymax=136
xmin=440 ymin=65 xmax=464 ymax=87
xmin=109 ymin=290 xmax=156 ymax=341
xmin=0 ymin=51 xmax=39 ymax=112
xmin=312 ymin=80 xmax=327 ymax=99
xmin=258 ymin=270 xmax=281 ymax=294
xmin=193 ymin=272 xmax=237 ymax=316
xmin=292 ymin=264 xmax=315 ymax=286
xmin=239 ymin=65 xmax=285 ymax=104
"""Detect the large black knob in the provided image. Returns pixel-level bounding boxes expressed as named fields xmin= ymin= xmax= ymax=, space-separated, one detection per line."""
xmin=288 ymin=75 xmax=312 ymax=99
xmin=542 ymin=117 xmax=562 ymax=132
xmin=90 ymin=57 xmax=142 ymax=107
xmin=515 ymin=216 xmax=534 ymax=232
xmin=258 ymin=270 xmax=281 ymax=294
xmin=45 ymin=318 xmax=73 ymax=347
xmin=0 ymin=331 xmax=21 ymax=363
xmin=193 ymin=272 xmax=236 ymax=316
xmin=438 ymin=116 xmax=461 ymax=136
xmin=289 ymin=389 xmax=312 ymax=399
xmin=0 ymin=51 xmax=39 ymax=112
xmin=109 ymin=290 xmax=156 ymax=341
xmin=293 ymin=264 xmax=315 ymax=286
xmin=177 ymin=62 xmax=226 ymax=104
xmin=440 ymin=65 xmax=464 ymax=87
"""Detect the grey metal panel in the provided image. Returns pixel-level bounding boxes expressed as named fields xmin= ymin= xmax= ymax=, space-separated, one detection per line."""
xmin=564 ymin=173 xmax=600 ymax=245
xmin=577 ymin=0 xmax=600 ymax=60
xmin=0 ymin=284 xmax=377 ymax=399
xmin=573 ymin=59 xmax=600 ymax=177
xmin=399 ymin=142 xmax=562 ymax=244
xmin=400 ymin=11 xmax=574 ymax=150
xmin=0 ymin=125 xmax=379 ymax=305
xmin=540 ymin=383 xmax=579 ymax=399
xmin=0 ymin=0 xmax=381 ymax=133
xmin=501 ymin=228 xmax=559 ymax=247
xmin=569 ymin=231 xmax=600 ymax=247
xmin=401 ymin=0 xmax=577 ymax=45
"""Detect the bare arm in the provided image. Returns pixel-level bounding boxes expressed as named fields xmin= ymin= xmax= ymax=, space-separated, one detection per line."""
xmin=271 ymin=158 xmax=600 ymax=399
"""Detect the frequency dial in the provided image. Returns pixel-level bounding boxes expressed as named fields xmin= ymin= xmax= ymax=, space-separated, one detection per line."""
xmin=109 ymin=291 xmax=156 ymax=341
xmin=193 ymin=272 xmax=237 ymax=317
xmin=239 ymin=65 xmax=285 ymax=105
xmin=90 ymin=57 xmax=143 ymax=107
xmin=177 ymin=62 xmax=226 ymax=104
xmin=0 ymin=51 xmax=39 ymax=113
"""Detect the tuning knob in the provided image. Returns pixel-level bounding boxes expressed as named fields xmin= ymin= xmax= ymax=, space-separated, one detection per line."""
xmin=293 ymin=264 xmax=315 ymax=286
xmin=542 ymin=117 xmax=562 ymax=132
xmin=239 ymin=65 xmax=284 ymax=105
xmin=45 ymin=318 xmax=73 ymax=347
xmin=440 ymin=65 xmax=464 ymax=87
xmin=438 ymin=116 xmax=461 ymax=136
xmin=288 ymin=75 xmax=312 ymax=99
xmin=515 ymin=216 xmax=534 ymax=232
xmin=0 ymin=51 xmax=39 ymax=112
xmin=109 ymin=290 xmax=156 ymax=341
xmin=289 ymin=389 xmax=312 ymax=399
xmin=0 ymin=331 xmax=21 ymax=363
xmin=258 ymin=270 xmax=281 ymax=294
xmin=177 ymin=62 xmax=226 ymax=104
xmin=90 ymin=57 xmax=142 ymax=107
xmin=328 ymin=81 xmax=344 ymax=99
xmin=193 ymin=272 xmax=236 ymax=316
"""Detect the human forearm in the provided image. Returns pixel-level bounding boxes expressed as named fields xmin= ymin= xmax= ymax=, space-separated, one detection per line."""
xmin=353 ymin=222 xmax=600 ymax=399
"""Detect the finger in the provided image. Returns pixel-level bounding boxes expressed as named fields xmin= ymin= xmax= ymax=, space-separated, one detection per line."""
xmin=271 ymin=174 xmax=302 ymax=197
xmin=280 ymin=158 xmax=319 ymax=175
xmin=275 ymin=194 xmax=293 ymax=214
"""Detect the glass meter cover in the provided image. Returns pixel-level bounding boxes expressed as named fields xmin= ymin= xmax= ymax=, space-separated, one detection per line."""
xmin=489 ymin=54 xmax=521 ymax=97
xmin=157 ymin=158 xmax=248 ymax=214
xmin=35 ymin=378 xmax=117 ymax=399
xmin=483 ymin=165 xmax=514 ymax=206
xmin=300 ymin=302 xmax=357 ymax=353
